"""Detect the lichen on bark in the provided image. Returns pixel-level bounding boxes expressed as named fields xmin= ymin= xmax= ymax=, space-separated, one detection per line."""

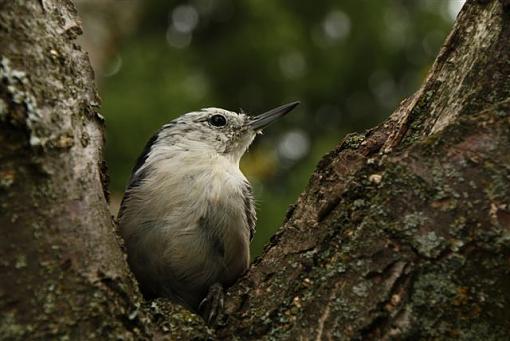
xmin=217 ymin=1 xmax=510 ymax=339
xmin=1 ymin=0 xmax=509 ymax=340
xmin=0 ymin=1 xmax=151 ymax=339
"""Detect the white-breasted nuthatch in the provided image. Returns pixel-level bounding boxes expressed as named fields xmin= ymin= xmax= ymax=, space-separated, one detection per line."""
xmin=118 ymin=101 xmax=299 ymax=321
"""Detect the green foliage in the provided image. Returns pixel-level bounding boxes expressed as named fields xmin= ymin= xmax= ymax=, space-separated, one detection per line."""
xmin=101 ymin=0 xmax=456 ymax=256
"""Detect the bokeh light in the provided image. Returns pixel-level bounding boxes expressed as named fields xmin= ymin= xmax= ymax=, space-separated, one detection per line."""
xmin=76 ymin=0 xmax=463 ymax=256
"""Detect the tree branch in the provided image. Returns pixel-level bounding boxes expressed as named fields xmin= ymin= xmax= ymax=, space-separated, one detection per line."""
xmin=218 ymin=0 xmax=510 ymax=338
xmin=0 ymin=1 xmax=151 ymax=338
xmin=1 ymin=0 xmax=508 ymax=339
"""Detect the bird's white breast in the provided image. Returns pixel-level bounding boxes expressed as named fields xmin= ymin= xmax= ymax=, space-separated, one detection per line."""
xmin=119 ymin=148 xmax=251 ymax=303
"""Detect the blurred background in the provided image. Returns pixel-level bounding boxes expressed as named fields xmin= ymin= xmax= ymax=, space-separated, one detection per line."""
xmin=76 ymin=0 xmax=465 ymax=256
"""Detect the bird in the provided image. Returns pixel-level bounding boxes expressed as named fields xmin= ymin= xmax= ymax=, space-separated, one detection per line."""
xmin=117 ymin=101 xmax=300 ymax=322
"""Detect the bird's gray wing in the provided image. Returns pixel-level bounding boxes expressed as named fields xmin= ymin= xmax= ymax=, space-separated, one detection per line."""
xmin=241 ymin=181 xmax=256 ymax=241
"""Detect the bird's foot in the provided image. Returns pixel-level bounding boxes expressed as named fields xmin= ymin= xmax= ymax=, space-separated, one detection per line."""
xmin=198 ymin=282 xmax=224 ymax=325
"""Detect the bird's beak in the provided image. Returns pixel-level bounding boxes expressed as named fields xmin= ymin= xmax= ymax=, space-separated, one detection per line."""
xmin=249 ymin=101 xmax=300 ymax=131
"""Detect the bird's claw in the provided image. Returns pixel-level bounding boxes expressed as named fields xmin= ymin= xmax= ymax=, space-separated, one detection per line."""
xmin=198 ymin=282 xmax=224 ymax=325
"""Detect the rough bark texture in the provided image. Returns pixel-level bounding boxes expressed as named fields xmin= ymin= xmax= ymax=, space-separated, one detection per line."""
xmin=0 ymin=0 xmax=509 ymax=340
xmin=218 ymin=1 xmax=510 ymax=339
xmin=0 ymin=1 xmax=151 ymax=339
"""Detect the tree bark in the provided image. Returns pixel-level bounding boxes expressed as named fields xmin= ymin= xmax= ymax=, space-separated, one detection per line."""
xmin=0 ymin=1 xmax=152 ymax=339
xmin=1 ymin=0 xmax=509 ymax=340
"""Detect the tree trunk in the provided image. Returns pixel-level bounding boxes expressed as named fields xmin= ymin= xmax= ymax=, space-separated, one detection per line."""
xmin=0 ymin=1 xmax=152 ymax=339
xmin=1 ymin=0 xmax=509 ymax=340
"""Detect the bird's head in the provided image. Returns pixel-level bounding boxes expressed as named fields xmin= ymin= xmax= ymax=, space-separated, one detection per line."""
xmin=158 ymin=101 xmax=300 ymax=163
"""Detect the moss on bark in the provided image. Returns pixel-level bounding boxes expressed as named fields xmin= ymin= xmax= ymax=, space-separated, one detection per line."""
xmin=1 ymin=0 xmax=509 ymax=339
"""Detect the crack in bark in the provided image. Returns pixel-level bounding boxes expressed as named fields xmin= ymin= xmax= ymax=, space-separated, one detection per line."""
xmin=2 ymin=0 xmax=510 ymax=339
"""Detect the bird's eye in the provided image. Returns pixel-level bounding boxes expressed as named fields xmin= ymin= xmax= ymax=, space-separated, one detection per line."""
xmin=209 ymin=114 xmax=227 ymax=127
